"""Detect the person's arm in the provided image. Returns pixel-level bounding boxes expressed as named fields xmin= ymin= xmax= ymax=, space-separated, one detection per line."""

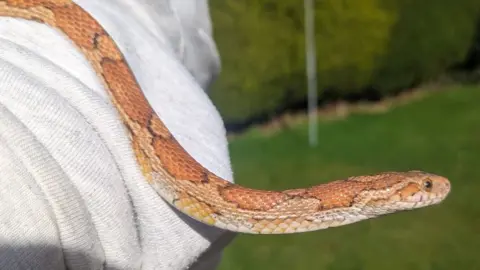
xmin=0 ymin=1 xmax=233 ymax=269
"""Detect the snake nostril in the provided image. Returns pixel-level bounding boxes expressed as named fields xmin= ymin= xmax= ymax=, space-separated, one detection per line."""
xmin=442 ymin=182 xmax=451 ymax=193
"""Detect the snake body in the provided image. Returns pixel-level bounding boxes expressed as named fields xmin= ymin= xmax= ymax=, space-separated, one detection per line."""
xmin=0 ymin=0 xmax=451 ymax=234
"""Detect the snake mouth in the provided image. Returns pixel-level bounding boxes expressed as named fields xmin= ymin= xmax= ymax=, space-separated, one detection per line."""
xmin=400 ymin=186 xmax=450 ymax=210
xmin=361 ymin=194 xmax=446 ymax=218
xmin=405 ymin=193 xmax=445 ymax=209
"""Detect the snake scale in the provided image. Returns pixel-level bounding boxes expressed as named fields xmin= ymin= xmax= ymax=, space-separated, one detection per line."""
xmin=0 ymin=0 xmax=451 ymax=234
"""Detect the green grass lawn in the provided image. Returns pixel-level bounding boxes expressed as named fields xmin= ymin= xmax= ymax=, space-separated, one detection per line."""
xmin=218 ymin=85 xmax=480 ymax=270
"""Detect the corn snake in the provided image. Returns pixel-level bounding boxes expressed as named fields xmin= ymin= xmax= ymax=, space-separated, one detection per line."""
xmin=0 ymin=0 xmax=451 ymax=234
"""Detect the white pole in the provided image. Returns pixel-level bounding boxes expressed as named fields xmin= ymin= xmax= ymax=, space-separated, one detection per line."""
xmin=304 ymin=0 xmax=318 ymax=146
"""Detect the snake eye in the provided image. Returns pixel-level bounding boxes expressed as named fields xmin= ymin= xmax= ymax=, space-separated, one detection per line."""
xmin=423 ymin=179 xmax=433 ymax=191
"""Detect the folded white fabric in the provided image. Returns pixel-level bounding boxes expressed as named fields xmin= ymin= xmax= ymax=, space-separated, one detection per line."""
xmin=0 ymin=1 xmax=234 ymax=269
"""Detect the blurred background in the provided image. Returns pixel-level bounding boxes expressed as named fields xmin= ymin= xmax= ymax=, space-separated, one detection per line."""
xmin=207 ymin=0 xmax=480 ymax=269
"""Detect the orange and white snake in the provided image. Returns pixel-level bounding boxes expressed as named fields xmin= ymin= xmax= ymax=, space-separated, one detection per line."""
xmin=0 ymin=0 xmax=451 ymax=234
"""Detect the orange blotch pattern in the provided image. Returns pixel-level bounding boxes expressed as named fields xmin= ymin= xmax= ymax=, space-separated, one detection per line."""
xmin=221 ymin=186 xmax=288 ymax=211
xmin=101 ymin=59 xmax=153 ymax=126
xmin=152 ymin=136 xmax=207 ymax=182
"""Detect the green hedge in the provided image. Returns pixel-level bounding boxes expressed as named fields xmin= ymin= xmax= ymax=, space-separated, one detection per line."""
xmin=209 ymin=0 xmax=480 ymax=124
xmin=373 ymin=0 xmax=480 ymax=91
xmin=209 ymin=0 xmax=305 ymax=124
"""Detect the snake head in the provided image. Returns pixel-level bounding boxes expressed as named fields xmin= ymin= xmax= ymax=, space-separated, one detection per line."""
xmin=363 ymin=171 xmax=451 ymax=215
xmin=394 ymin=170 xmax=451 ymax=208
